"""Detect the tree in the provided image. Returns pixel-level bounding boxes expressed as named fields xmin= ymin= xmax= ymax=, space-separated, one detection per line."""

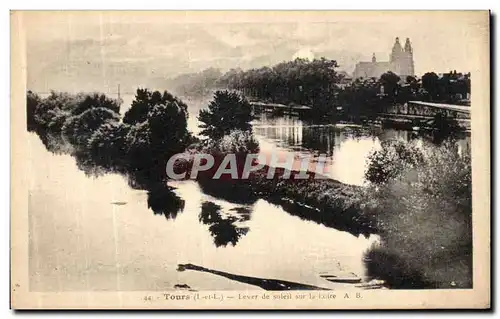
xmin=125 ymin=120 xmax=153 ymax=171
xmin=33 ymin=92 xmax=74 ymax=134
xmin=198 ymin=90 xmax=253 ymax=139
xmin=71 ymin=93 xmax=121 ymax=116
xmin=123 ymin=88 xmax=188 ymax=125
xmin=380 ymin=71 xmax=401 ymax=100
xmin=337 ymin=77 xmax=383 ymax=122
xmin=124 ymin=90 xmax=191 ymax=180
xmin=147 ymin=100 xmax=190 ymax=159
xmin=421 ymin=72 xmax=440 ymax=101
xmin=215 ymin=57 xmax=340 ymax=117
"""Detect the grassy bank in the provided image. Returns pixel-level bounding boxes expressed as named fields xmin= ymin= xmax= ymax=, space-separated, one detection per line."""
xmin=173 ymin=138 xmax=377 ymax=237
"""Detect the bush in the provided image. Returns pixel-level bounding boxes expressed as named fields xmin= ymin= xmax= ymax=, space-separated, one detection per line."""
xmin=86 ymin=121 xmax=130 ymax=171
xmin=33 ymin=93 xmax=71 ymax=134
xmin=365 ymin=140 xmax=425 ymax=185
xmin=61 ymin=107 xmax=121 ymax=149
xmin=363 ymin=139 xmax=472 ymax=288
xmin=201 ymin=129 xmax=260 ymax=156
xmin=125 ymin=120 xmax=154 ymax=171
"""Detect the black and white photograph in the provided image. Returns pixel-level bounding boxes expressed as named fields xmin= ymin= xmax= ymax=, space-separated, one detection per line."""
xmin=10 ymin=10 xmax=490 ymax=309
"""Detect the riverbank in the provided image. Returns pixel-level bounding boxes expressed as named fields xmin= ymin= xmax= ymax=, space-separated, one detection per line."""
xmin=173 ymin=155 xmax=377 ymax=236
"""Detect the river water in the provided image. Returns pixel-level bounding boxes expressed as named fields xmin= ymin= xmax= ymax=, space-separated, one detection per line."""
xmin=28 ymin=95 xmax=469 ymax=291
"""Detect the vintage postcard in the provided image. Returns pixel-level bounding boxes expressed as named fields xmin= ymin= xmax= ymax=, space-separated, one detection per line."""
xmin=11 ymin=10 xmax=490 ymax=309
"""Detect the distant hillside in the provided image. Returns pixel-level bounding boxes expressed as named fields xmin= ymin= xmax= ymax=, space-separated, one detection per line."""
xmin=161 ymin=68 xmax=223 ymax=97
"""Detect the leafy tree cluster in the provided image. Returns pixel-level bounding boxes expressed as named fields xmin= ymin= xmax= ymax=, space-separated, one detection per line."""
xmin=336 ymin=70 xmax=470 ymax=122
xmin=420 ymin=71 xmax=471 ymax=104
xmin=27 ymin=89 xmax=193 ymax=181
xmin=212 ymin=56 xmax=471 ymax=122
xmin=216 ymin=58 xmax=340 ymax=117
xmin=27 ymin=91 xmax=121 ymax=153
xmin=337 ymin=77 xmax=386 ymax=122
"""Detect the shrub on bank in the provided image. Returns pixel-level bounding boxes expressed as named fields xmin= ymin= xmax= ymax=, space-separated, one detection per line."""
xmin=86 ymin=121 xmax=131 ymax=171
xmin=362 ymin=139 xmax=472 ymax=288
xmin=365 ymin=139 xmax=425 ymax=185
xmin=200 ymin=129 xmax=260 ymax=157
xmin=62 ymin=107 xmax=121 ymax=149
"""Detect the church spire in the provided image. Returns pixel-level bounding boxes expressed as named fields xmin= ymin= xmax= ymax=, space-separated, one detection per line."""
xmin=390 ymin=37 xmax=403 ymax=62
xmin=404 ymin=38 xmax=413 ymax=53
xmin=372 ymin=53 xmax=376 ymax=63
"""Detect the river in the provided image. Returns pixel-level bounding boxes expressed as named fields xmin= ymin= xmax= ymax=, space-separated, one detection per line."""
xmin=28 ymin=94 xmax=469 ymax=292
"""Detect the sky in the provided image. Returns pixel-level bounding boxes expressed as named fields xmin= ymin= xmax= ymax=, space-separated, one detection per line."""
xmin=20 ymin=11 xmax=488 ymax=93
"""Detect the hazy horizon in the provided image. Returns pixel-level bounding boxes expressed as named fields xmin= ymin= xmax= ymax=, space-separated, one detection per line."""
xmin=23 ymin=11 xmax=487 ymax=94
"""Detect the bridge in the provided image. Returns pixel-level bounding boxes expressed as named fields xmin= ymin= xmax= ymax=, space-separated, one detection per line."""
xmin=384 ymin=101 xmax=471 ymax=119
xmin=380 ymin=101 xmax=471 ymax=130
xmin=249 ymin=97 xmax=471 ymax=129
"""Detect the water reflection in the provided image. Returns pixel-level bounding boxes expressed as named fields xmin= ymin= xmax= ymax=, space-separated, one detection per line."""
xmin=199 ymin=201 xmax=251 ymax=247
xmin=28 ymin=130 xmax=378 ymax=292
xmin=264 ymin=197 xmax=373 ymax=238
xmin=147 ymin=184 xmax=185 ymax=220
xmin=253 ymin=113 xmax=380 ymax=157
xmin=253 ymin=112 xmax=471 ymax=185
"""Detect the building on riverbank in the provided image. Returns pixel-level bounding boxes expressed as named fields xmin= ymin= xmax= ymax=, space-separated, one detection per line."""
xmin=353 ymin=37 xmax=415 ymax=80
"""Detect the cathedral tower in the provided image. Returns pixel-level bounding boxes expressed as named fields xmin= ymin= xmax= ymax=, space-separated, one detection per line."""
xmin=390 ymin=37 xmax=403 ymax=63
xmin=389 ymin=37 xmax=415 ymax=79
xmin=352 ymin=37 xmax=416 ymax=80
xmin=404 ymin=38 xmax=415 ymax=77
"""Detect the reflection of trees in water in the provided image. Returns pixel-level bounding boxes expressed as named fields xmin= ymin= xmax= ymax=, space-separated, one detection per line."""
xmin=57 ymin=139 xmax=187 ymax=221
xmin=256 ymin=113 xmax=380 ymax=156
xmin=377 ymin=126 xmax=471 ymax=154
xmin=301 ymin=127 xmax=338 ymax=156
xmin=199 ymin=201 xmax=251 ymax=247
xmin=377 ymin=129 xmax=415 ymax=143
xmin=301 ymin=126 xmax=378 ymax=156
xmin=147 ymin=184 xmax=185 ymax=220
xmin=264 ymin=196 xmax=374 ymax=237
